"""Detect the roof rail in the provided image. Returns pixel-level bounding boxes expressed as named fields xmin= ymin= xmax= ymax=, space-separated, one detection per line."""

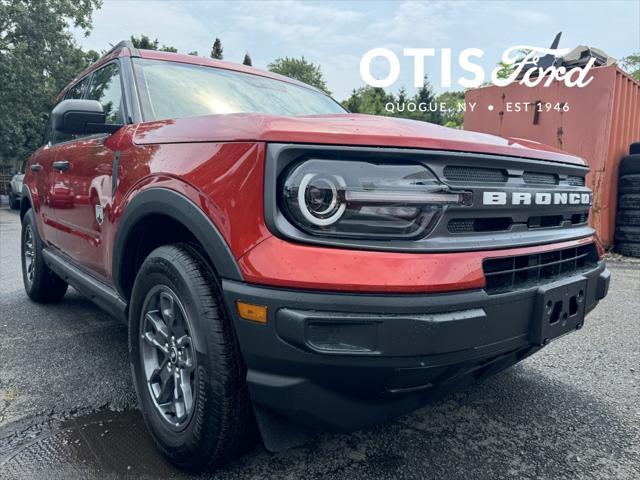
xmin=104 ymin=40 xmax=140 ymax=57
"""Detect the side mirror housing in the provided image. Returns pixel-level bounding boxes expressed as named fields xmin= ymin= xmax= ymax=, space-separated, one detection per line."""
xmin=51 ymin=99 xmax=122 ymax=135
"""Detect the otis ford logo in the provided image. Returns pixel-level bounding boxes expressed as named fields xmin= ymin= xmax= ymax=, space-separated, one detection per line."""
xmin=483 ymin=191 xmax=592 ymax=206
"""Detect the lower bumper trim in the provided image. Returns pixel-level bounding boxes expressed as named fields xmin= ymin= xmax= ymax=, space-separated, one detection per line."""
xmin=221 ymin=261 xmax=608 ymax=432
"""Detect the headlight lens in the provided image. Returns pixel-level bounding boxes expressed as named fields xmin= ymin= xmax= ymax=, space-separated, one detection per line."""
xmin=281 ymin=159 xmax=466 ymax=239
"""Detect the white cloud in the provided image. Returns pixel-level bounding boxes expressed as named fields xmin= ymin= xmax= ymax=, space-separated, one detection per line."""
xmin=71 ymin=0 xmax=639 ymax=101
xmin=76 ymin=1 xmax=212 ymax=54
xmin=369 ymin=1 xmax=464 ymax=44
xmin=229 ymin=0 xmax=366 ymax=46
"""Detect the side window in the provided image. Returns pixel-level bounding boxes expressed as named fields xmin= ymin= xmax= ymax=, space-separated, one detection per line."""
xmin=86 ymin=63 xmax=123 ymax=124
xmin=47 ymin=76 xmax=92 ymax=145
xmin=65 ymin=76 xmax=90 ymax=100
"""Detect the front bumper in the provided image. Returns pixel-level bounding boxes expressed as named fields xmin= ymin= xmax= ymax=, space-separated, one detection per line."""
xmin=221 ymin=261 xmax=609 ymax=433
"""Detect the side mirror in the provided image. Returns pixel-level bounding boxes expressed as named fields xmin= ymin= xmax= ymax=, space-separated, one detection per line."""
xmin=51 ymin=99 xmax=123 ymax=135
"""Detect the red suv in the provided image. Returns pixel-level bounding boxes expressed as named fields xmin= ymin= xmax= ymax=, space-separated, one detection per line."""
xmin=20 ymin=41 xmax=610 ymax=470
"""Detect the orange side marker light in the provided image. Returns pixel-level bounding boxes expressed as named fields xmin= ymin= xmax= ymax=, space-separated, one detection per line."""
xmin=236 ymin=301 xmax=268 ymax=323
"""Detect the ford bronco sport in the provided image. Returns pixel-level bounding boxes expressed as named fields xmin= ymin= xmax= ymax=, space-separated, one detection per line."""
xmin=20 ymin=41 xmax=610 ymax=470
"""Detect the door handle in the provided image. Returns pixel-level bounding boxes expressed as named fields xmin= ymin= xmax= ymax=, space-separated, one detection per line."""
xmin=52 ymin=160 xmax=70 ymax=171
xmin=30 ymin=163 xmax=42 ymax=172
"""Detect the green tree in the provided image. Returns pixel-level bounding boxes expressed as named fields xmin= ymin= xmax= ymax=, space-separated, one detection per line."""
xmin=619 ymin=53 xmax=640 ymax=81
xmin=397 ymin=86 xmax=408 ymax=104
xmin=412 ymin=76 xmax=442 ymax=124
xmin=268 ymin=56 xmax=330 ymax=94
xmin=188 ymin=50 xmax=198 ymax=56
xmin=341 ymin=77 xmax=458 ymax=127
xmin=210 ymin=38 xmax=223 ymax=59
xmin=436 ymin=90 xmax=465 ymax=129
xmin=242 ymin=52 xmax=252 ymax=66
xmin=130 ymin=35 xmax=176 ymax=52
xmin=495 ymin=48 xmax=531 ymax=80
xmin=341 ymin=86 xmax=395 ymax=116
xmin=0 ymin=0 xmax=102 ymax=169
xmin=130 ymin=34 xmax=158 ymax=50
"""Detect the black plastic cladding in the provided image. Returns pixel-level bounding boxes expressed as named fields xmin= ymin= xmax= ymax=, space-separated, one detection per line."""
xmin=264 ymin=143 xmax=594 ymax=252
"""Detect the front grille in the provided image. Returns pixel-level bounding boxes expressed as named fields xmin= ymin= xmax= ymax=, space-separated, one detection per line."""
xmin=483 ymin=244 xmax=598 ymax=294
xmin=568 ymin=176 xmax=586 ymax=186
xmin=449 ymin=213 xmax=587 ymax=233
xmin=443 ymin=166 xmax=507 ymax=183
xmin=523 ymin=171 xmax=558 ymax=185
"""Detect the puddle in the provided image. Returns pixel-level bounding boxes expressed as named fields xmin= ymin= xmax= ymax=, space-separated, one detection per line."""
xmin=1 ymin=410 xmax=188 ymax=479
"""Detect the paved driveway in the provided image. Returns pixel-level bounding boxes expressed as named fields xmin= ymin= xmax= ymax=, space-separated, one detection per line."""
xmin=0 ymin=207 xmax=638 ymax=479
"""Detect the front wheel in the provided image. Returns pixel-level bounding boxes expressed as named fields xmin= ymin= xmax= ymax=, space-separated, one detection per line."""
xmin=129 ymin=244 xmax=251 ymax=471
xmin=21 ymin=209 xmax=68 ymax=302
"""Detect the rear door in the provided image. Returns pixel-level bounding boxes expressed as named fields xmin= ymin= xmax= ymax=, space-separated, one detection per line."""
xmin=51 ymin=62 xmax=125 ymax=278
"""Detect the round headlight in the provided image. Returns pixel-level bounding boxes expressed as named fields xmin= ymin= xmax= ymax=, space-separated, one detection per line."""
xmin=297 ymin=173 xmax=346 ymax=226
xmin=281 ymin=159 xmax=461 ymax=239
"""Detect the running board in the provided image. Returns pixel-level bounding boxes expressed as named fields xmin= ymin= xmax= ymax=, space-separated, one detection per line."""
xmin=42 ymin=248 xmax=128 ymax=323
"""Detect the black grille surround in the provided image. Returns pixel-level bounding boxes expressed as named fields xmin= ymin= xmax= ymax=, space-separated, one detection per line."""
xmin=483 ymin=243 xmax=599 ymax=294
xmin=264 ymin=144 xmax=594 ymax=253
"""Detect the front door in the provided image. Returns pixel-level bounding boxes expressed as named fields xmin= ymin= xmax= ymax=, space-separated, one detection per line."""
xmin=31 ymin=137 xmax=59 ymax=247
xmin=51 ymin=62 xmax=125 ymax=278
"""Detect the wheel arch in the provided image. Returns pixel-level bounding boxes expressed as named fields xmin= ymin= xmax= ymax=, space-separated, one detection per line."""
xmin=20 ymin=185 xmax=33 ymax=221
xmin=112 ymin=188 xmax=243 ymax=300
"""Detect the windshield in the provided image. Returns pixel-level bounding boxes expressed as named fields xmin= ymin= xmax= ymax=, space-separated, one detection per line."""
xmin=132 ymin=58 xmax=346 ymax=121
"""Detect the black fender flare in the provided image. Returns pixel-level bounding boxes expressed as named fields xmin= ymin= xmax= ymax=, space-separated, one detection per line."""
xmin=20 ymin=185 xmax=34 ymax=220
xmin=112 ymin=188 xmax=243 ymax=298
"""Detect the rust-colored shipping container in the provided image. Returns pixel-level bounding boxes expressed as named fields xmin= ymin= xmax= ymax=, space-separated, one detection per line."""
xmin=464 ymin=65 xmax=640 ymax=247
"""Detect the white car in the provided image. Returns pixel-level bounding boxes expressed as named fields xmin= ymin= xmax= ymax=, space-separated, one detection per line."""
xmin=9 ymin=171 xmax=24 ymax=210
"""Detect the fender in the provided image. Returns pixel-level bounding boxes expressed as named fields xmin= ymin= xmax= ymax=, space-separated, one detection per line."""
xmin=112 ymin=188 xmax=244 ymax=298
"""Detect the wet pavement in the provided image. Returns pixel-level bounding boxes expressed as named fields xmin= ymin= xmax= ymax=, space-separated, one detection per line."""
xmin=1 ymin=206 xmax=639 ymax=479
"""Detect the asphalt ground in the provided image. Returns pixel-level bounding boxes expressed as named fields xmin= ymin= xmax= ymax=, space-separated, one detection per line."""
xmin=0 ymin=206 xmax=639 ymax=479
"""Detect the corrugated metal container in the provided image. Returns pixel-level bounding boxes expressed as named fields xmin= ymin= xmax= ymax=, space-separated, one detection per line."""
xmin=464 ymin=65 xmax=640 ymax=247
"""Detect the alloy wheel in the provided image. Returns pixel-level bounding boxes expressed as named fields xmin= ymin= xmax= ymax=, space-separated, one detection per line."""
xmin=23 ymin=225 xmax=35 ymax=285
xmin=140 ymin=285 xmax=196 ymax=429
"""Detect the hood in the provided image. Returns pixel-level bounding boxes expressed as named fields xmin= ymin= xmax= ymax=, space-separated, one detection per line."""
xmin=134 ymin=113 xmax=585 ymax=166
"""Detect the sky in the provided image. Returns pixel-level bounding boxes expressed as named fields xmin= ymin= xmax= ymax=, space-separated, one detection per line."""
xmin=73 ymin=0 xmax=640 ymax=101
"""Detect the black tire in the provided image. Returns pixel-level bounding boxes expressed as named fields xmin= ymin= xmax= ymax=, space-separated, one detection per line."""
xmin=615 ymin=225 xmax=640 ymax=242
xmin=619 ymin=174 xmax=640 ymax=194
xmin=618 ymin=194 xmax=640 ymax=210
xmin=129 ymin=243 xmax=251 ymax=471
xmin=619 ymin=155 xmax=640 ymax=176
xmin=616 ymin=209 xmax=640 ymax=226
xmin=21 ymin=209 xmax=68 ymax=302
xmin=616 ymin=242 xmax=640 ymax=258
xmin=9 ymin=192 xmax=20 ymax=210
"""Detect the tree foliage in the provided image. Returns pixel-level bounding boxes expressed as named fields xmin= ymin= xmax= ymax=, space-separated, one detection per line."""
xmin=210 ymin=37 xmax=223 ymax=59
xmin=342 ymin=86 xmax=395 ymax=116
xmin=341 ymin=77 xmax=463 ymax=127
xmin=619 ymin=53 xmax=640 ymax=81
xmin=0 ymin=0 xmax=101 ymax=168
xmin=242 ymin=52 xmax=252 ymax=66
xmin=130 ymin=34 xmax=176 ymax=52
xmin=495 ymin=48 xmax=531 ymax=80
xmin=436 ymin=90 xmax=465 ymax=128
xmin=268 ymin=56 xmax=331 ymax=94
